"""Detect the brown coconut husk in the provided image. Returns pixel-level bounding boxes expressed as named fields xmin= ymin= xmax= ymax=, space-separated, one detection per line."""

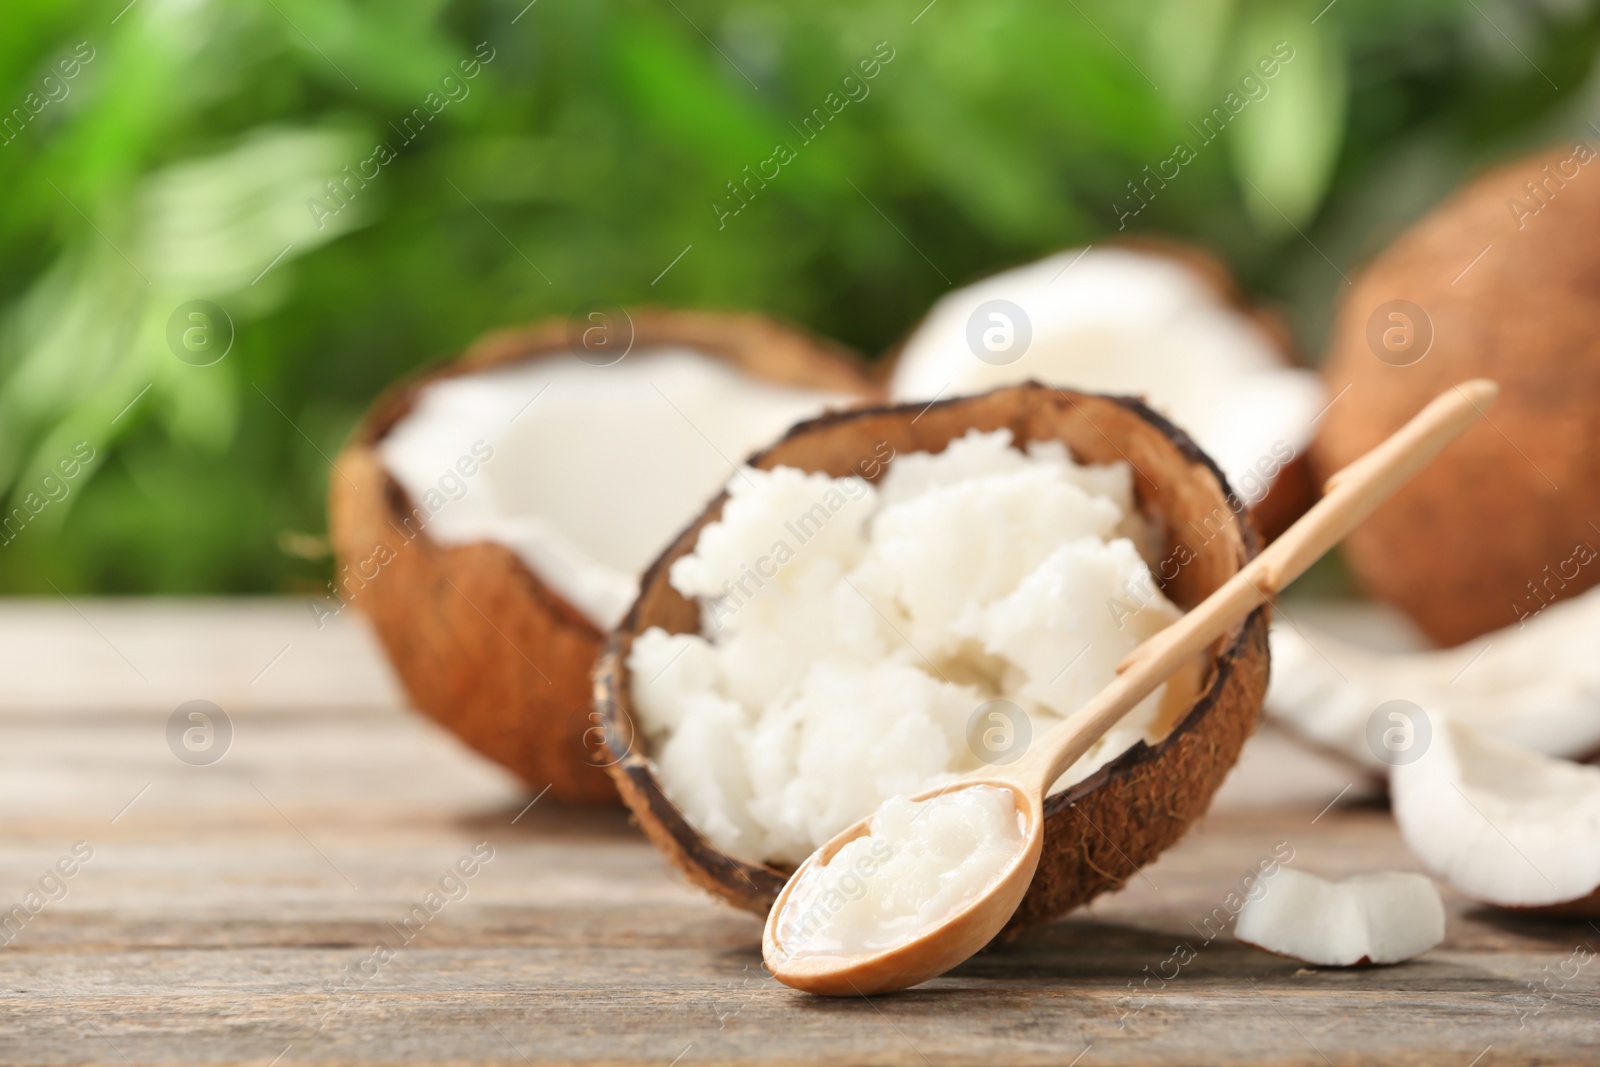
xmin=595 ymin=382 xmax=1269 ymax=931
xmin=1315 ymin=142 xmax=1600 ymax=646
xmin=329 ymin=310 xmax=879 ymax=804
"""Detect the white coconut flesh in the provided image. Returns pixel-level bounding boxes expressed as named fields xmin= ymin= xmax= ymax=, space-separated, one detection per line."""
xmin=1391 ymin=717 xmax=1600 ymax=909
xmin=627 ymin=428 xmax=1203 ymax=867
xmin=1266 ymin=588 xmax=1600 ymax=768
xmin=1234 ymin=867 xmax=1445 ymax=966
xmin=887 ymin=247 xmax=1324 ymax=506
xmin=379 ymin=349 xmax=851 ymax=630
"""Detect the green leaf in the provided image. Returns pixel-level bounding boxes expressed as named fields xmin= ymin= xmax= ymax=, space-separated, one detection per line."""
xmin=1227 ymin=4 xmax=1347 ymax=234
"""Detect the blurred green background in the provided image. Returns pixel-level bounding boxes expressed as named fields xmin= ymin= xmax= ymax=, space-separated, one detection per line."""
xmin=2 ymin=0 xmax=1597 ymax=595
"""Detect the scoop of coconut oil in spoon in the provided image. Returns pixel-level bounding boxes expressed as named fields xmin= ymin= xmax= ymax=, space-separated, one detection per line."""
xmin=773 ymin=784 xmax=1027 ymax=958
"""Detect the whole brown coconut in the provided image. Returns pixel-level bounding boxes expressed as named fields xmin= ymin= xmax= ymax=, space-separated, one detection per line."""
xmin=596 ymin=383 xmax=1269 ymax=931
xmin=1316 ymin=143 xmax=1600 ymax=646
xmin=329 ymin=310 xmax=877 ymax=804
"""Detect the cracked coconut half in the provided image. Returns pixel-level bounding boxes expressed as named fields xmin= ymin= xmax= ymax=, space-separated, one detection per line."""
xmin=886 ymin=243 xmax=1324 ymax=541
xmin=597 ymin=383 xmax=1269 ymax=932
xmin=329 ymin=311 xmax=877 ymax=802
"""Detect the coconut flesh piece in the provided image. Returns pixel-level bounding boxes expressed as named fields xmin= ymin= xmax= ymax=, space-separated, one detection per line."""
xmin=378 ymin=348 xmax=850 ymax=630
xmin=1233 ymin=867 xmax=1445 ymax=966
xmin=886 ymin=247 xmax=1323 ymax=508
xmin=1391 ymin=716 xmax=1600 ymax=911
xmin=1266 ymin=588 xmax=1600 ymax=769
xmin=627 ymin=427 xmax=1196 ymax=868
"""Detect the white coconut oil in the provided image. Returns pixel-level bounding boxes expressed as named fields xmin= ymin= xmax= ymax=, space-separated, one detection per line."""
xmin=629 ymin=428 xmax=1190 ymax=867
xmin=774 ymin=785 xmax=1026 ymax=958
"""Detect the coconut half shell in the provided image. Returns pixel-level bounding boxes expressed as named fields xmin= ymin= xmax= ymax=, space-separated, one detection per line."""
xmin=1315 ymin=143 xmax=1600 ymax=646
xmin=881 ymin=240 xmax=1321 ymax=544
xmin=329 ymin=310 xmax=878 ymax=804
xmin=596 ymin=383 xmax=1269 ymax=931
xmin=1120 ymin=239 xmax=1317 ymax=543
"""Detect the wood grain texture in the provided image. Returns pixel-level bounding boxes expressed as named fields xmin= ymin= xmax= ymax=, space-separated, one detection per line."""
xmin=0 ymin=602 xmax=1595 ymax=1066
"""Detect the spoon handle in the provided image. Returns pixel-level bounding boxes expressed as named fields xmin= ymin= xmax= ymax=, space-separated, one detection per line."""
xmin=1014 ymin=378 xmax=1498 ymax=792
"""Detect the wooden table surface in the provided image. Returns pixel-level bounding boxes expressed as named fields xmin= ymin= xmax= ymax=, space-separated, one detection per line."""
xmin=0 ymin=600 xmax=1594 ymax=1066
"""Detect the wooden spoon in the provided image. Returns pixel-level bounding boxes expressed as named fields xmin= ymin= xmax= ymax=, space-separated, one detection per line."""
xmin=762 ymin=379 xmax=1499 ymax=996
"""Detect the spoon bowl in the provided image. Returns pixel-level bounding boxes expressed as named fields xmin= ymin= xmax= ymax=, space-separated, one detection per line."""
xmin=762 ymin=780 xmax=1044 ymax=997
